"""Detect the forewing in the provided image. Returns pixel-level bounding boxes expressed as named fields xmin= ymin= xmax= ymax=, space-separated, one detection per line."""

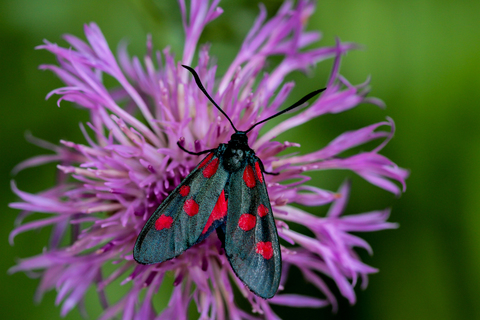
xmin=134 ymin=152 xmax=229 ymax=264
xmin=225 ymin=159 xmax=281 ymax=299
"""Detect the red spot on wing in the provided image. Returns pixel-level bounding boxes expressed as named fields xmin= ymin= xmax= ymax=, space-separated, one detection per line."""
xmin=257 ymin=204 xmax=269 ymax=217
xmin=243 ymin=165 xmax=256 ymax=188
xmin=155 ymin=214 xmax=173 ymax=230
xmin=202 ymin=190 xmax=228 ymax=234
xmin=183 ymin=199 xmax=199 ymax=216
xmin=179 ymin=185 xmax=190 ymax=197
xmin=199 ymin=153 xmax=214 ymax=168
xmin=256 ymin=241 xmax=274 ymax=260
xmin=238 ymin=213 xmax=256 ymax=231
xmin=254 ymin=162 xmax=263 ymax=183
xmin=203 ymin=158 xmax=219 ymax=178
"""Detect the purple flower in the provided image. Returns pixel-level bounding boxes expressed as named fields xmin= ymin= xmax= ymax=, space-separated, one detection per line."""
xmin=9 ymin=0 xmax=408 ymax=319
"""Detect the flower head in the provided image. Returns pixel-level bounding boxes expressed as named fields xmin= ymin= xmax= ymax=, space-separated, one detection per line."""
xmin=9 ymin=0 xmax=408 ymax=319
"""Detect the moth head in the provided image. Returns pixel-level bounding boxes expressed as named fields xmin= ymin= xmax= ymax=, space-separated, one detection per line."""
xmin=229 ymin=131 xmax=248 ymax=146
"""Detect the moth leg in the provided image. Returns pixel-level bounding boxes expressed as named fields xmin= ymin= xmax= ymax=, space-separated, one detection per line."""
xmin=177 ymin=141 xmax=215 ymax=156
xmin=263 ymin=171 xmax=279 ymax=176
xmin=216 ymin=226 xmax=226 ymax=250
xmin=258 ymin=159 xmax=279 ymax=175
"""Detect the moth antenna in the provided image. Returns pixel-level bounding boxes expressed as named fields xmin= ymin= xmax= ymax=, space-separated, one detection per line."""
xmin=182 ymin=65 xmax=238 ymax=132
xmin=244 ymin=88 xmax=326 ymax=134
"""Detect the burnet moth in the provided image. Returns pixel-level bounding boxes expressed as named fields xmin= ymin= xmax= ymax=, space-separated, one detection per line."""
xmin=134 ymin=65 xmax=325 ymax=299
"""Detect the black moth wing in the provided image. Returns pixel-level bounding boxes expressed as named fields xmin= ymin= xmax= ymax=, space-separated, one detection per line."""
xmin=224 ymin=157 xmax=281 ymax=299
xmin=134 ymin=152 xmax=229 ymax=264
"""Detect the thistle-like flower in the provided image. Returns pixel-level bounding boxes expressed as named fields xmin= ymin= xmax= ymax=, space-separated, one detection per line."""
xmin=9 ymin=1 xmax=408 ymax=319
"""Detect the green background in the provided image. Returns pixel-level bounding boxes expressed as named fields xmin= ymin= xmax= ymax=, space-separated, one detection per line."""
xmin=1 ymin=0 xmax=479 ymax=319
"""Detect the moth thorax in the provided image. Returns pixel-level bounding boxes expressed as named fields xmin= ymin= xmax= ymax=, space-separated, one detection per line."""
xmin=223 ymin=147 xmax=246 ymax=172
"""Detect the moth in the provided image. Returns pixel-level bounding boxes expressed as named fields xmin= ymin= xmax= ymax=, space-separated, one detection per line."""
xmin=134 ymin=65 xmax=325 ymax=299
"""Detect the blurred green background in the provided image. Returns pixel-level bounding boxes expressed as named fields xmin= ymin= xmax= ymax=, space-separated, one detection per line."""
xmin=1 ymin=0 xmax=479 ymax=319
